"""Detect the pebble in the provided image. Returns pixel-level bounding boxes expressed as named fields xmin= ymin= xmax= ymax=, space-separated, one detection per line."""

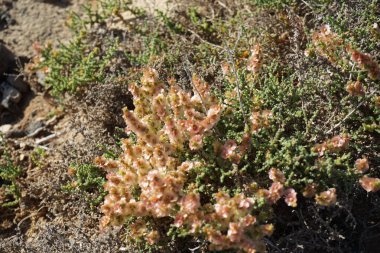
xmin=36 ymin=70 xmax=46 ymax=85
xmin=19 ymin=153 xmax=26 ymax=161
xmin=0 ymin=123 xmax=12 ymax=134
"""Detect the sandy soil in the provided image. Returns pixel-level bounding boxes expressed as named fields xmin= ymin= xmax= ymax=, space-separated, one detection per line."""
xmin=0 ymin=0 xmax=88 ymax=58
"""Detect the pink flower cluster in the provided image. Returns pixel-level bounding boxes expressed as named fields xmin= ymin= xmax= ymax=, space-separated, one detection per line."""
xmin=220 ymin=133 xmax=251 ymax=164
xmin=247 ymin=44 xmax=262 ymax=75
xmin=312 ymin=25 xmax=345 ymax=64
xmin=313 ymin=25 xmax=380 ymax=80
xmin=346 ymin=81 xmax=365 ymax=96
xmin=313 ymin=134 xmax=350 ymax=156
xmin=96 ymin=68 xmax=223 ymax=229
xmin=129 ymin=219 xmax=160 ymax=245
xmin=250 ymin=110 xmax=272 ymax=133
xmin=347 ymin=47 xmax=380 ymax=80
xmin=359 ymin=176 xmax=380 ymax=192
xmin=203 ymin=192 xmax=268 ymax=253
xmin=315 ymin=188 xmax=337 ymax=206
xmin=173 ymin=190 xmax=277 ymax=252
xmin=354 ymin=158 xmax=380 ymax=193
xmin=259 ymin=168 xmax=298 ymax=208
xmin=95 ymin=69 xmax=282 ymax=252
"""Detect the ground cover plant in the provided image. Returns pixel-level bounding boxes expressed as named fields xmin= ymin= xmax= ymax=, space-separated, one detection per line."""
xmin=24 ymin=0 xmax=380 ymax=252
xmin=0 ymin=138 xmax=22 ymax=208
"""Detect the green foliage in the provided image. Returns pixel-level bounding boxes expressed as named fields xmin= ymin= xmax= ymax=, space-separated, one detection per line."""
xmin=63 ymin=163 xmax=106 ymax=207
xmin=30 ymin=147 xmax=47 ymax=169
xmin=38 ymin=36 xmax=118 ymax=97
xmin=0 ymin=141 xmax=21 ymax=208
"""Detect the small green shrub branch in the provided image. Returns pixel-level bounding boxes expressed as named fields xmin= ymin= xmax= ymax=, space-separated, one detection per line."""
xmin=0 ymin=139 xmax=22 ymax=208
xmin=63 ymin=163 xmax=107 ymax=207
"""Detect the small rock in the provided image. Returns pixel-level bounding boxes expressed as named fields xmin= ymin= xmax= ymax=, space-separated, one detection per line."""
xmin=7 ymin=75 xmax=29 ymax=93
xmin=36 ymin=70 xmax=46 ymax=85
xmin=0 ymin=123 xmax=12 ymax=134
xmin=26 ymin=120 xmax=45 ymax=136
xmin=1 ymin=81 xmax=21 ymax=108
xmin=19 ymin=153 xmax=26 ymax=161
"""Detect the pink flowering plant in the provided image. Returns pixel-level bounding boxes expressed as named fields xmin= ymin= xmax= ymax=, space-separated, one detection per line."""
xmin=91 ymin=12 xmax=380 ymax=250
xmin=22 ymin=0 xmax=380 ymax=251
xmin=95 ymin=66 xmax=276 ymax=252
xmin=95 ymin=34 xmax=379 ymax=251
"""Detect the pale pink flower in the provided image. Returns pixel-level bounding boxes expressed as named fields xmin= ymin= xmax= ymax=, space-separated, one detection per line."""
xmin=240 ymin=215 xmax=256 ymax=226
xmin=302 ymin=183 xmax=318 ymax=198
xmin=214 ymin=203 xmax=231 ymax=219
xmin=141 ymin=68 xmax=159 ymax=85
xmin=146 ymin=230 xmax=160 ymax=245
xmin=268 ymin=182 xmax=284 ymax=203
xmin=315 ymin=188 xmax=337 ymax=206
xmin=355 ymin=158 xmax=369 ymax=173
xmin=202 ymin=105 xmax=222 ymax=131
xmin=268 ymin=168 xmax=286 ymax=183
xmin=152 ymin=93 xmax=167 ymax=118
xmin=221 ymin=140 xmax=238 ymax=160
xmin=247 ymin=44 xmax=261 ymax=74
xmin=359 ymin=176 xmax=380 ymax=192
xmin=180 ymin=193 xmax=201 ymax=214
xmin=189 ymin=134 xmax=203 ymax=150
xmin=227 ymin=222 xmax=243 ymax=242
xmin=187 ymin=121 xmax=204 ymax=135
xmin=177 ymin=161 xmax=201 ymax=173
xmin=250 ymin=110 xmax=272 ymax=133
xmin=330 ymin=134 xmax=350 ymax=151
xmin=346 ymin=81 xmax=365 ymax=96
xmin=239 ymin=197 xmax=254 ymax=209
xmin=284 ymin=188 xmax=297 ymax=207
xmin=205 ymin=228 xmax=227 ymax=247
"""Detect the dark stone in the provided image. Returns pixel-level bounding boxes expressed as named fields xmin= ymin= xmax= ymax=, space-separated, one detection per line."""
xmin=0 ymin=10 xmax=15 ymax=30
xmin=0 ymin=43 xmax=14 ymax=77
xmin=4 ymin=129 xmax=26 ymax=138
xmin=7 ymin=75 xmax=29 ymax=93
xmin=1 ymin=110 xmax=19 ymax=125
xmin=1 ymin=81 xmax=21 ymax=109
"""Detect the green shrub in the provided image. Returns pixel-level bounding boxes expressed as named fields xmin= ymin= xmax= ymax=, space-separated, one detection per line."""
xmin=92 ymin=1 xmax=379 ymax=250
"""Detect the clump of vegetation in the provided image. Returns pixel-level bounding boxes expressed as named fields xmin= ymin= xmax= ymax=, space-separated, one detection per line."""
xmin=63 ymin=163 xmax=107 ymax=207
xmin=28 ymin=0 xmax=379 ymax=252
xmin=96 ymin=51 xmax=378 ymax=252
xmin=32 ymin=37 xmax=118 ymax=97
xmin=30 ymin=147 xmax=47 ymax=169
xmin=0 ymin=139 xmax=21 ymax=208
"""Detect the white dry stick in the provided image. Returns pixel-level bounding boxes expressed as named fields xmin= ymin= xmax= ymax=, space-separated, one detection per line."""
xmin=35 ymin=131 xmax=64 ymax=145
